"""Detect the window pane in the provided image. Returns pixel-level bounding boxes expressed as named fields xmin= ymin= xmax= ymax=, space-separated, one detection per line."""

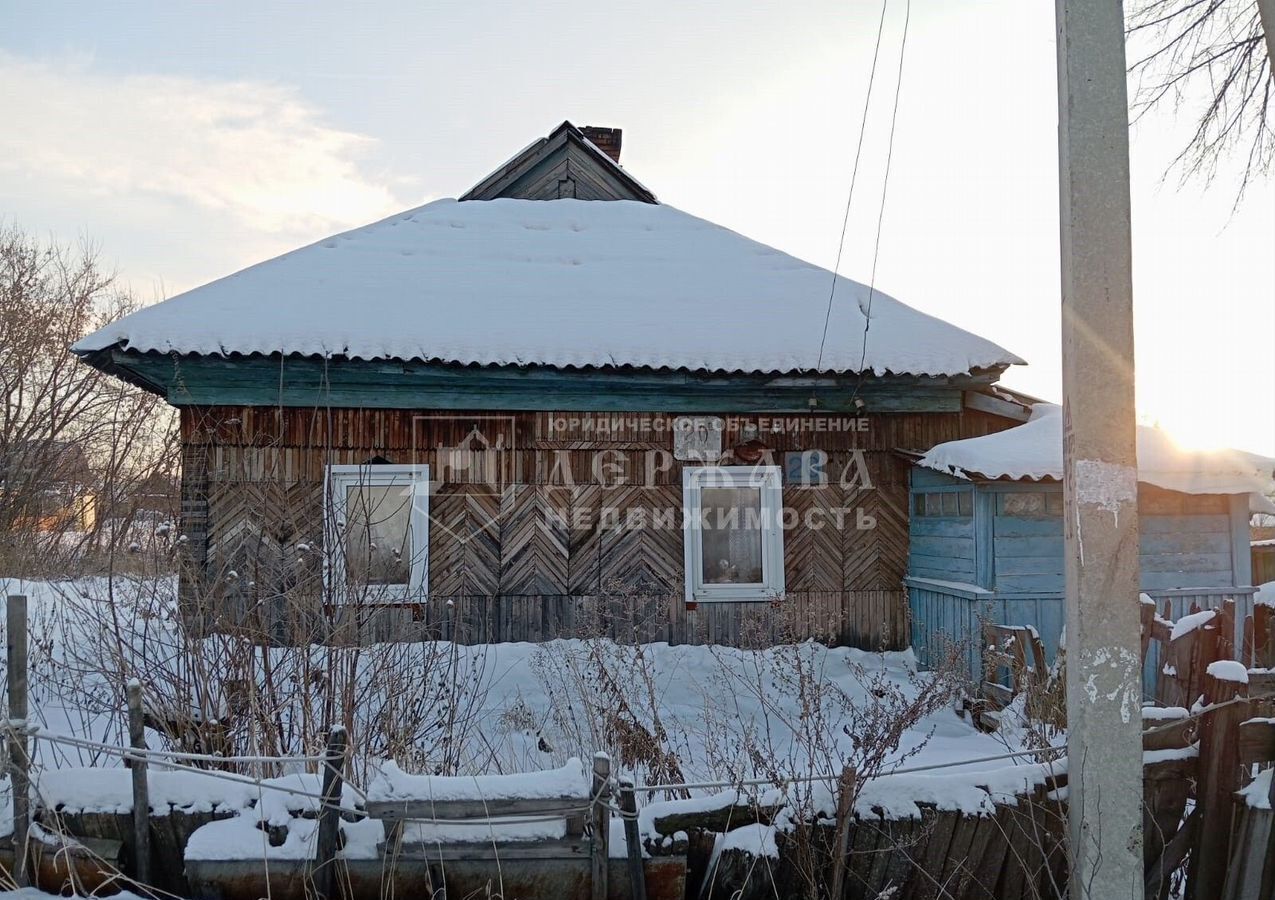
xmin=1001 ymin=492 xmax=1047 ymax=516
xmin=925 ymin=493 xmax=943 ymax=517
xmin=1045 ymin=491 xmax=1065 ymax=516
xmin=941 ymin=492 xmax=959 ymax=516
xmin=958 ymin=491 xmax=973 ymax=517
xmin=345 ymin=484 xmax=412 ymax=585
xmin=700 ymin=486 xmax=764 ymax=585
xmin=914 ymin=494 xmax=927 ymax=517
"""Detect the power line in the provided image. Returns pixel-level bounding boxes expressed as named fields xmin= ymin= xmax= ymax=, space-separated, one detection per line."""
xmin=631 ymin=743 xmax=1068 ymax=794
xmin=852 ymin=0 xmax=912 ymax=397
xmin=814 ymin=0 xmax=892 ymax=376
xmin=26 ymin=725 xmax=326 ymax=765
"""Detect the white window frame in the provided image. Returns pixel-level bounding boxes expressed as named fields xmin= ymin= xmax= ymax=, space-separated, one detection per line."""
xmin=682 ymin=464 xmax=786 ymax=603
xmin=324 ymin=464 xmax=429 ymax=603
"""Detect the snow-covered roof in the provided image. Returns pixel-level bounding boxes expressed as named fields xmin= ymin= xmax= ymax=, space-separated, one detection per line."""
xmin=75 ymin=198 xmax=1023 ymax=377
xmin=917 ymin=403 xmax=1275 ymax=512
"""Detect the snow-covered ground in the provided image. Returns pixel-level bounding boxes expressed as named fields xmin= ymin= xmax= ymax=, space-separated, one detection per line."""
xmin=0 ymin=575 xmax=1020 ymax=785
xmin=0 ymin=574 xmax=1042 ymax=866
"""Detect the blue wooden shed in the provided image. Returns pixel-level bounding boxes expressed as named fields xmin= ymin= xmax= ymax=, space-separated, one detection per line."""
xmin=904 ymin=404 xmax=1275 ymax=689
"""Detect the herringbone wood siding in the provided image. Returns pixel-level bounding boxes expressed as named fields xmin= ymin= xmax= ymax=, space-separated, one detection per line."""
xmin=180 ymin=406 xmax=1020 ymax=649
xmin=783 ymin=486 xmax=844 ymax=592
xmin=598 ymin=485 xmax=683 ymax=593
xmin=567 ymin=485 xmax=603 ymax=595
xmin=429 ymin=484 xmax=501 ymax=596
xmin=498 ymin=485 xmax=569 ymax=595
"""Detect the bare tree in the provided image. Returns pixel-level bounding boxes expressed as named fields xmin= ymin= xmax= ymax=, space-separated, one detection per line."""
xmin=1127 ymin=0 xmax=1275 ymax=196
xmin=0 ymin=224 xmax=176 ymax=573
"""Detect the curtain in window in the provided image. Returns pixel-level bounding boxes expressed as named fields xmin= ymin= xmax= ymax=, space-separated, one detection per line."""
xmin=699 ymin=486 xmax=764 ymax=584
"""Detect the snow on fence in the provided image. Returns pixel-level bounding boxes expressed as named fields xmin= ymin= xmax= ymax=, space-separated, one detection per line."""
xmin=979 ymin=596 xmax=1275 ymax=900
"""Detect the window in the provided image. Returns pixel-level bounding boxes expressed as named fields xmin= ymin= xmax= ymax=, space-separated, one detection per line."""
xmin=912 ymin=490 xmax=973 ymax=518
xmin=683 ymin=465 xmax=785 ymax=602
xmin=784 ymin=450 xmax=828 ymax=487
xmin=997 ymin=491 xmax=1062 ymax=517
xmin=325 ymin=464 xmax=429 ymax=602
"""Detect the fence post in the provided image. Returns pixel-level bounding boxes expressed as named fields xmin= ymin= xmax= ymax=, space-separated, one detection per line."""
xmin=126 ymin=679 xmax=151 ymax=886
xmin=1255 ymin=604 xmax=1274 ymax=669
xmin=618 ymin=777 xmax=645 ymax=900
xmin=315 ymin=726 xmax=348 ymax=900
xmin=829 ymin=763 xmax=858 ymax=900
xmin=1242 ymin=614 xmax=1254 ymax=668
xmin=1140 ymin=597 xmax=1160 ymax=675
xmin=591 ymin=752 xmax=611 ymax=900
xmin=7 ymin=595 xmax=29 ymax=886
xmin=1186 ymin=665 xmax=1249 ymax=899
xmin=1188 ymin=621 xmax=1219 ymax=707
xmin=1218 ymin=599 xmax=1236 ymax=661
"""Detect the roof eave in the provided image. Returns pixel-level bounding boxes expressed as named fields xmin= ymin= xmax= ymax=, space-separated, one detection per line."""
xmin=72 ymin=343 xmax=169 ymax=398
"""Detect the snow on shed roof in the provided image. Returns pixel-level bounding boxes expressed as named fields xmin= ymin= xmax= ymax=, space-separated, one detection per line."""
xmin=75 ymin=198 xmax=1023 ymax=377
xmin=918 ymin=403 xmax=1275 ymax=511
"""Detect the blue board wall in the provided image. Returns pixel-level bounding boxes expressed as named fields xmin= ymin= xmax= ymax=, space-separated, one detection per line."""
xmin=907 ymin=475 xmax=1248 ymax=594
xmin=907 ymin=468 xmax=977 ymax=583
xmin=910 ymin=516 xmax=976 ymax=583
xmin=907 ymin=467 xmax=1256 ymax=693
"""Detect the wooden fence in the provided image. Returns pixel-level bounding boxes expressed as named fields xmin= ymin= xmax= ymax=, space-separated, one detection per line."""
xmin=982 ymin=598 xmax=1275 ymax=900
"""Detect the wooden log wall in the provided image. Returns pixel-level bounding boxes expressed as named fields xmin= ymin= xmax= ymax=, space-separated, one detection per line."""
xmin=177 ymin=406 xmax=1015 ymax=648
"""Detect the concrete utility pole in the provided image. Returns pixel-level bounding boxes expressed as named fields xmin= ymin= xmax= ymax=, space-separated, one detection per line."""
xmin=1259 ymin=0 xmax=1275 ymax=82
xmin=1055 ymin=1 xmax=1145 ymax=898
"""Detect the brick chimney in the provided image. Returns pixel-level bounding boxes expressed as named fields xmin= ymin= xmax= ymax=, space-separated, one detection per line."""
xmin=580 ymin=126 xmax=622 ymax=163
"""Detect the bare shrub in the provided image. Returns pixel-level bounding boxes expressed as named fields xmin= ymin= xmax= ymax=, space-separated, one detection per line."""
xmin=529 ymin=582 xmax=692 ymax=794
xmin=43 ymin=574 xmax=493 ymax=784
xmin=700 ymin=605 xmax=970 ymax=898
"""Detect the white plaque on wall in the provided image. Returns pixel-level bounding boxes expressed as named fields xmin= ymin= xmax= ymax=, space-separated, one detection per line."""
xmin=673 ymin=416 xmax=724 ymax=461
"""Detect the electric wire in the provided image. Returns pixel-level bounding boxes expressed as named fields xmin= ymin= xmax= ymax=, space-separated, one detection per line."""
xmin=815 ymin=0 xmax=892 ymax=376
xmin=851 ymin=0 xmax=912 ymax=403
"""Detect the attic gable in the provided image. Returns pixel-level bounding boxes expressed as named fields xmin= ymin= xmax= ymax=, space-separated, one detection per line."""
xmin=460 ymin=121 xmax=657 ymax=203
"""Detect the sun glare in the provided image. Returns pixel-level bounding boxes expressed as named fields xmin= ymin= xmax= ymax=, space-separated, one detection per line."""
xmin=1140 ymin=406 xmax=1262 ymax=455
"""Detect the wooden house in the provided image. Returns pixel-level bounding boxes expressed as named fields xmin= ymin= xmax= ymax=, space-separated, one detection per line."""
xmin=73 ymin=121 xmax=1031 ymax=648
xmin=906 ymin=403 xmax=1275 ymax=682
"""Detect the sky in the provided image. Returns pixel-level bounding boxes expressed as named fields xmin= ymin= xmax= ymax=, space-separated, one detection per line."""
xmin=2 ymin=0 xmax=1272 ymax=455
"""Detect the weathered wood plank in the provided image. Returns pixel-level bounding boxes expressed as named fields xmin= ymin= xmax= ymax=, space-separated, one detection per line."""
xmin=1187 ymin=671 xmax=1250 ymax=899
xmin=388 ymin=838 xmax=590 ymax=861
xmin=365 ymin=797 xmax=588 ymax=820
xmin=1238 ymin=718 xmax=1275 ymax=765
